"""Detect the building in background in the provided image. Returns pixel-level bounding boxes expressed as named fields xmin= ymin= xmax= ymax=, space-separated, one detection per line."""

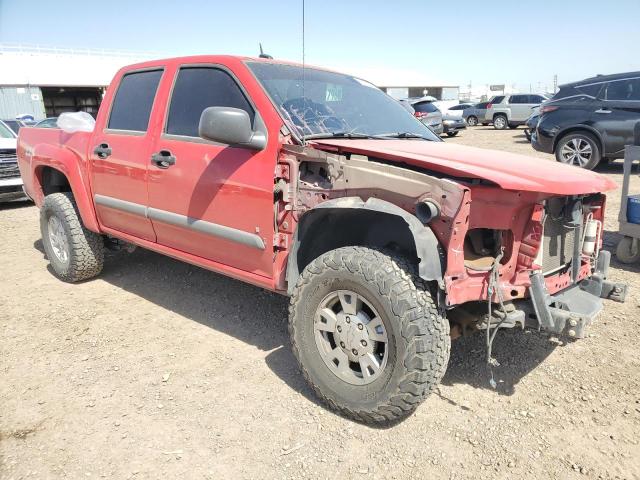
xmin=0 ymin=44 xmax=155 ymax=120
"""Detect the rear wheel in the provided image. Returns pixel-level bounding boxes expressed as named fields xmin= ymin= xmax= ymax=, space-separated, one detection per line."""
xmin=616 ymin=236 xmax=640 ymax=264
xmin=466 ymin=116 xmax=478 ymax=126
xmin=446 ymin=131 xmax=459 ymax=137
xmin=289 ymin=247 xmax=450 ymax=424
xmin=554 ymin=132 xmax=601 ymax=170
xmin=40 ymin=192 xmax=104 ymax=282
xmin=493 ymin=114 xmax=508 ymax=130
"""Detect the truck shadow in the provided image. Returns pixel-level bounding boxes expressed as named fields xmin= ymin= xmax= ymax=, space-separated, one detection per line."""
xmin=33 ymin=240 xmax=569 ymax=419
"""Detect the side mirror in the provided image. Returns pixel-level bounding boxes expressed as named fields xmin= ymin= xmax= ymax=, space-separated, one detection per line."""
xmin=198 ymin=107 xmax=266 ymax=150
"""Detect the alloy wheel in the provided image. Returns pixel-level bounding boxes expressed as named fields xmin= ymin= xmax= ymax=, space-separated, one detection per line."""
xmin=313 ymin=289 xmax=388 ymax=385
xmin=560 ymin=137 xmax=593 ymax=167
xmin=48 ymin=215 xmax=70 ymax=265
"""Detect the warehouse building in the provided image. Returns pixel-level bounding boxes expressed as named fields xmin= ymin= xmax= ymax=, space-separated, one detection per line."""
xmin=0 ymin=44 xmax=154 ymax=120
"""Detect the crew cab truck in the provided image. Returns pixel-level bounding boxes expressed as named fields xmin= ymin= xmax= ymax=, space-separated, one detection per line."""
xmin=17 ymin=56 xmax=627 ymax=425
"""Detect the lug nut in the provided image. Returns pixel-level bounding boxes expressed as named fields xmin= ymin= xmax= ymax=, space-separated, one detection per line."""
xmin=361 ymin=340 xmax=367 ymax=347
xmin=346 ymin=317 xmax=350 ymax=323
xmin=351 ymin=349 xmax=358 ymax=356
xmin=357 ymin=324 xmax=363 ymax=330
xmin=337 ymin=326 xmax=342 ymax=332
xmin=340 ymin=342 xmax=346 ymax=348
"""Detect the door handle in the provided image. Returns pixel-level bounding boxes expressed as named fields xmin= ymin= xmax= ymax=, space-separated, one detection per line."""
xmin=595 ymin=108 xmax=612 ymax=114
xmin=151 ymin=150 xmax=176 ymax=169
xmin=93 ymin=143 xmax=112 ymax=159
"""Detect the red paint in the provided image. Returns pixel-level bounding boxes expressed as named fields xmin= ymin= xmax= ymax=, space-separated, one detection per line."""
xmin=16 ymin=55 xmax=616 ymax=307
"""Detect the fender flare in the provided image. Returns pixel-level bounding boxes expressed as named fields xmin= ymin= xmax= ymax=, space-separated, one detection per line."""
xmin=286 ymin=196 xmax=444 ymax=294
xmin=31 ymin=143 xmax=101 ymax=233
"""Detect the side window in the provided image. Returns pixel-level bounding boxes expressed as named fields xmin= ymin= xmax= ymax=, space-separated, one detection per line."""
xmin=108 ymin=69 xmax=163 ymax=132
xmin=529 ymin=95 xmax=544 ymax=103
xmin=449 ymin=105 xmax=461 ymax=110
xmin=605 ymin=78 xmax=640 ymax=101
xmin=577 ymin=83 xmax=603 ymax=98
xmin=509 ymin=95 xmax=523 ymax=104
xmin=166 ymin=67 xmax=255 ymax=138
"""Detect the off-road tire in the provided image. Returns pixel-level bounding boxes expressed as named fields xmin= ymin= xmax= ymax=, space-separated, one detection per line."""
xmin=288 ymin=246 xmax=450 ymax=424
xmin=40 ymin=192 xmax=104 ymax=282
xmin=466 ymin=116 xmax=478 ymax=126
xmin=446 ymin=131 xmax=459 ymax=137
xmin=493 ymin=114 xmax=508 ymax=130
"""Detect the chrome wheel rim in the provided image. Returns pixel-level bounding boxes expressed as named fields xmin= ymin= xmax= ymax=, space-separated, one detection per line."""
xmin=494 ymin=117 xmax=506 ymax=128
xmin=48 ymin=216 xmax=69 ymax=264
xmin=467 ymin=116 xmax=477 ymax=126
xmin=314 ymin=290 xmax=388 ymax=385
xmin=560 ymin=137 xmax=592 ymax=167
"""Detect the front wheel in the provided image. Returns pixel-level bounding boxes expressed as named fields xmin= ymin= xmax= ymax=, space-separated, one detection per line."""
xmin=289 ymin=247 xmax=450 ymax=424
xmin=446 ymin=131 xmax=459 ymax=137
xmin=40 ymin=192 xmax=104 ymax=282
xmin=554 ymin=132 xmax=601 ymax=170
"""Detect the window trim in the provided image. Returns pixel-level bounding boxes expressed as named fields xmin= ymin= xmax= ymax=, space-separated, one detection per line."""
xmin=104 ymin=66 xmax=165 ymax=136
xmin=161 ymin=63 xmax=258 ymax=144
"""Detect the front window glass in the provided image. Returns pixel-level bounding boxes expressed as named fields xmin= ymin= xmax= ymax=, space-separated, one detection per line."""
xmin=247 ymin=62 xmax=439 ymax=140
xmin=0 ymin=121 xmax=16 ymax=138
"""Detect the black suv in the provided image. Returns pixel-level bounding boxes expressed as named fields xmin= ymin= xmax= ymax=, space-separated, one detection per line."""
xmin=532 ymin=72 xmax=640 ymax=169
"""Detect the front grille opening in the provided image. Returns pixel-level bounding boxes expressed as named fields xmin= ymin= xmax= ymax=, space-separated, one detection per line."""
xmin=541 ymin=208 xmax=576 ymax=275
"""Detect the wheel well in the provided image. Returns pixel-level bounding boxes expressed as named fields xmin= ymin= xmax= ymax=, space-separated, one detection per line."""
xmin=294 ymin=208 xmax=419 ymax=278
xmin=552 ymin=127 xmax=603 ymax=153
xmin=493 ymin=112 xmax=507 ymax=120
xmin=39 ymin=167 xmax=71 ymax=196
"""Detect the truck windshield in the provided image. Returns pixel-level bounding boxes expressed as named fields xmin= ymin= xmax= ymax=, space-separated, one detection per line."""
xmin=247 ymin=62 xmax=439 ymax=141
xmin=0 ymin=121 xmax=16 ymax=138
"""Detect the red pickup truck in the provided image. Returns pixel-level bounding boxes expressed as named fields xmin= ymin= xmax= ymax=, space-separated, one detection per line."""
xmin=17 ymin=56 xmax=626 ymax=424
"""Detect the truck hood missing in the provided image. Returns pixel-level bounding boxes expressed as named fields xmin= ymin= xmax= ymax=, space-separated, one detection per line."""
xmin=310 ymin=139 xmax=616 ymax=195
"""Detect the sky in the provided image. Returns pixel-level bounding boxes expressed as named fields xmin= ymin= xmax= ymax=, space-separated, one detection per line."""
xmin=1 ymin=0 xmax=639 ymax=92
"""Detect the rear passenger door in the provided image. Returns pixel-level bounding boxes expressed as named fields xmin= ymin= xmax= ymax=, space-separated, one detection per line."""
xmin=508 ymin=95 xmax=530 ymax=122
xmin=597 ymin=78 xmax=640 ymax=155
xmin=146 ymin=64 xmax=276 ymax=277
xmin=91 ymin=68 xmax=164 ymax=241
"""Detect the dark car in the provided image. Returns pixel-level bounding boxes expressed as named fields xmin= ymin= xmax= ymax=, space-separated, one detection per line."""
xmin=532 ymin=71 xmax=640 ymax=169
xmin=441 ymin=114 xmax=466 ymax=137
xmin=463 ymin=101 xmax=491 ymax=126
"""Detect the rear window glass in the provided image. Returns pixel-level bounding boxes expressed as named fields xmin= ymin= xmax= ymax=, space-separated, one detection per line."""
xmin=577 ymin=83 xmax=603 ymax=98
xmin=476 ymin=102 xmax=489 ymax=108
xmin=490 ymin=96 xmax=505 ymax=104
xmin=108 ymin=69 xmax=163 ymax=132
xmin=412 ymin=101 xmax=438 ymax=113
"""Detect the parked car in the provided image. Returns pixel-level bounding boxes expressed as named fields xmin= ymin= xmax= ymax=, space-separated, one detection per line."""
xmin=1 ymin=119 xmax=35 ymax=135
xmin=35 ymin=117 xmax=59 ymax=128
xmin=485 ymin=94 xmax=548 ymax=130
xmin=532 ymin=72 xmax=640 ymax=170
xmin=441 ymin=113 xmax=466 ymax=137
xmin=0 ymin=120 xmax=24 ymax=201
xmin=407 ymin=98 xmax=443 ymax=135
xmin=17 ymin=55 xmax=626 ymax=424
xmin=438 ymin=103 xmax=474 ymax=119
xmin=463 ymin=101 xmax=491 ymax=126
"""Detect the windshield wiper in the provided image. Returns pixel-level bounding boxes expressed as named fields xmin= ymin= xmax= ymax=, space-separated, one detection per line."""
xmin=303 ymin=131 xmax=389 ymax=140
xmin=378 ymin=132 xmax=432 ymax=140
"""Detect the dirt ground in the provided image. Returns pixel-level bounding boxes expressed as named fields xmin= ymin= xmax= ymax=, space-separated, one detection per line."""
xmin=1 ymin=127 xmax=639 ymax=480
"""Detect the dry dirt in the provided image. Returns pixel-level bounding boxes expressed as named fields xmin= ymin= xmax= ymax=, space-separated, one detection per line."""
xmin=1 ymin=127 xmax=639 ymax=480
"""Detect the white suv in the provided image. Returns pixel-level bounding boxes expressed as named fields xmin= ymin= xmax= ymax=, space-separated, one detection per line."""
xmin=485 ymin=94 xmax=548 ymax=130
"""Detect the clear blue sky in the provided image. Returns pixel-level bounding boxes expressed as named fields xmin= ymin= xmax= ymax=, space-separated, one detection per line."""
xmin=1 ymin=0 xmax=638 ymax=91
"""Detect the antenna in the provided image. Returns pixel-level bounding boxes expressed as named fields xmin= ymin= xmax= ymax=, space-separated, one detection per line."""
xmin=302 ymin=0 xmax=306 ymax=145
xmin=258 ymin=43 xmax=273 ymax=59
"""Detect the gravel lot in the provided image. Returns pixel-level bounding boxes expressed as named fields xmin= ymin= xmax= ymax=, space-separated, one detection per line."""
xmin=1 ymin=127 xmax=639 ymax=480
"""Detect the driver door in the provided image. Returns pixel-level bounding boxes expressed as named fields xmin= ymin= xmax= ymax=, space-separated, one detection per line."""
xmin=146 ymin=64 xmax=276 ymax=277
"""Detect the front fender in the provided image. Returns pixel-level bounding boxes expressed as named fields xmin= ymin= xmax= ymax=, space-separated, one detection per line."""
xmin=31 ymin=143 xmax=101 ymax=233
xmin=286 ymin=196 xmax=443 ymax=294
